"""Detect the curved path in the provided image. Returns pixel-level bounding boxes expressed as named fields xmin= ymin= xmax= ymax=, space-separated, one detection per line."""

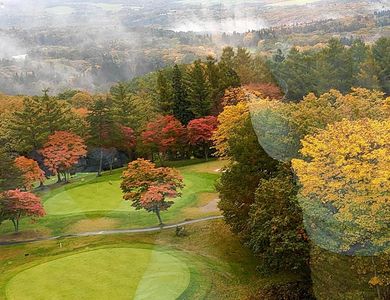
xmin=0 ymin=216 xmax=224 ymax=246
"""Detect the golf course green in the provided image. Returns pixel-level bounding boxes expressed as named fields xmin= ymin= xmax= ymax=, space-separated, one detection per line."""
xmin=0 ymin=160 xmax=224 ymax=238
xmin=43 ymin=160 xmax=222 ymax=216
xmin=6 ymin=247 xmax=190 ymax=300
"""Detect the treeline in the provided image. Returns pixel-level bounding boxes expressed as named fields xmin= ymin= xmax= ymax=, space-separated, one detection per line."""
xmin=149 ymin=47 xmax=278 ymax=122
xmin=271 ymin=37 xmax=390 ymax=100
xmin=1 ymin=37 xmax=389 ymax=163
xmin=221 ymin=13 xmax=385 ymax=48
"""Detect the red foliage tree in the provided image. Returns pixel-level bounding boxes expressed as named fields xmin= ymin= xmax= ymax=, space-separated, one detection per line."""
xmin=244 ymin=83 xmax=284 ymax=100
xmin=14 ymin=156 xmax=45 ymax=190
xmin=40 ymin=131 xmax=87 ymax=182
xmin=120 ymin=159 xmax=184 ymax=225
xmin=141 ymin=115 xmax=187 ymax=161
xmin=187 ymin=116 xmax=218 ymax=159
xmin=118 ymin=126 xmax=137 ymax=153
xmin=0 ymin=189 xmax=45 ymax=232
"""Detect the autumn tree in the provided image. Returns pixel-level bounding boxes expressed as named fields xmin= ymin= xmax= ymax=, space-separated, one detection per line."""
xmin=120 ymin=159 xmax=184 ymax=225
xmin=213 ymin=102 xmax=278 ymax=237
xmin=0 ymin=189 xmax=45 ymax=232
xmin=244 ymin=83 xmax=283 ymax=100
xmin=141 ymin=115 xmax=187 ymax=162
xmin=250 ymin=88 xmax=390 ymax=162
xmin=220 ymin=87 xmax=249 ymax=108
xmin=292 ymin=118 xmax=390 ymax=254
xmin=118 ymin=126 xmax=137 ymax=155
xmin=212 ymin=102 xmax=249 ymax=158
xmin=70 ymin=91 xmax=93 ymax=109
xmin=40 ymin=131 xmax=87 ymax=182
xmin=14 ymin=156 xmax=45 ymax=190
xmin=8 ymin=91 xmax=77 ymax=152
xmin=187 ymin=116 xmax=218 ymax=160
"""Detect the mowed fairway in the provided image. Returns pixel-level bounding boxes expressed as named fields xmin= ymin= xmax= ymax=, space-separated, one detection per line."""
xmin=43 ymin=160 xmax=223 ymax=216
xmin=6 ymin=247 xmax=190 ymax=300
xmin=0 ymin=160 xmax=224 ymax=241
xmin=44 ymin=179 xmax=129 ymax=214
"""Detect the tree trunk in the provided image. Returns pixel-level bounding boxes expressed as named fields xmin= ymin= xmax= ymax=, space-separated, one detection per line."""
xmin=372 ymin=257 xmax=382 ymax=300
xmin=155 ymin=207 xmax=163 ymax=226
xmin=109 ymin=157 xmax=113 ymax=174
xmin=157 ymin=152 xmax=164 ymax=167
xmin=204 ymin=143 xmax=208 ymax=161
xmin=98 ymin=148 xmax=103 ymax=177
xmin=57 ymin=172 xmax=62 ymax=183
xmin=11 ymin=218 xmax=19 ymax=232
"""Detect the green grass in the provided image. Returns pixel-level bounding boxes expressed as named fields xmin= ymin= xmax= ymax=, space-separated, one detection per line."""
xmin=6 ymin=247 xmax=190 ymax=300
xmin=0 ymin=160 xmax=225 ymax=240
xmin=0 ymin=220 xmax=300 ymax=299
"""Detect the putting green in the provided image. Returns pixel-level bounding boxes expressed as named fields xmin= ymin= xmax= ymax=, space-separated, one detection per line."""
xmin=6 ymin=248 xmax=190 ymax=300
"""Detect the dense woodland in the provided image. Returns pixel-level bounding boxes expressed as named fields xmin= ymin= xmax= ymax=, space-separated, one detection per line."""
xmin=0 ymin=37 xmax=390 ymax=299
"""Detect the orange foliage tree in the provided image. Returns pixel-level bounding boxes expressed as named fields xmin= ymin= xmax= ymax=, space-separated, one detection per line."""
xmin=40 ymin=131 xmax=87 ymax=182
xmin=0 ymin=189 xmax=45 ymax=232
xmin=120 ymin=159 xmax=184 ymax=225
xmin=14 ymin=156 xmax=45 ymax=190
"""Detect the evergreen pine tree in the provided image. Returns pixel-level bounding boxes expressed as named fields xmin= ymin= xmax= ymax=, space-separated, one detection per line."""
xmin=186 ymin=60 xmax=212 ymax=118
xmin=372 ymin=37 xmax=390 ymax=94
xmin=11 ymin=97 xmax=46 ymax=152
xmin=87 ymin=96 xmax=118 ymax=176
xmin=234 ymin=47 xmax=256 ymax=84
xmin=156 ymin=71 xmax=174 ymax=114
xmin=40 ymin=89 xmax=70 ymax=134
xmin=111 ymin=82 xmax=136 ymax=128
xmin=205 ymin=56 xmax=222 ymax=112
xmin=172 ymin=64 xmax=193 ymax=124
xmin=0 ymin=147 xmax=23 ymax=192
xmin=220 ymin=47 xmax=235 ymax=68
xmin=355 ymin=52 xmax=382 ymax=90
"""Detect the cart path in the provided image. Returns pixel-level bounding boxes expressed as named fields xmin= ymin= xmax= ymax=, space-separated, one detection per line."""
xmin=0 ymin=215 xmax=224 ymax=246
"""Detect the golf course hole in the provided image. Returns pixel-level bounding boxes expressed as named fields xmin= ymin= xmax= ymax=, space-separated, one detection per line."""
xmin=6 ymin=247 xmax=191 ymax=300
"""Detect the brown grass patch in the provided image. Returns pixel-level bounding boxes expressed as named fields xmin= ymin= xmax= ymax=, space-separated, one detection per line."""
xmin=66 ymin=218 xmax=119 ymax=233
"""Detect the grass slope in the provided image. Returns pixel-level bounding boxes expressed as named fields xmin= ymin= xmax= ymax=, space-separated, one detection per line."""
xmin=6 ymin=248 xmax=190 ymax=300
xmin=0 ymin=160 xmax=224 ymax=241
xmin=0 ymin=220 xmax=301 ymax=299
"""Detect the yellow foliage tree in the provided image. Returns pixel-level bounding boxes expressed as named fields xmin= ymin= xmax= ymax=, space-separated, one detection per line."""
xmin=292 ymin=118 xmax=390 ymax=253
xmin=212 ymin=102 xmax=249 ymax=158
xmin=249 ymin=88 xmax=390 ymax=161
